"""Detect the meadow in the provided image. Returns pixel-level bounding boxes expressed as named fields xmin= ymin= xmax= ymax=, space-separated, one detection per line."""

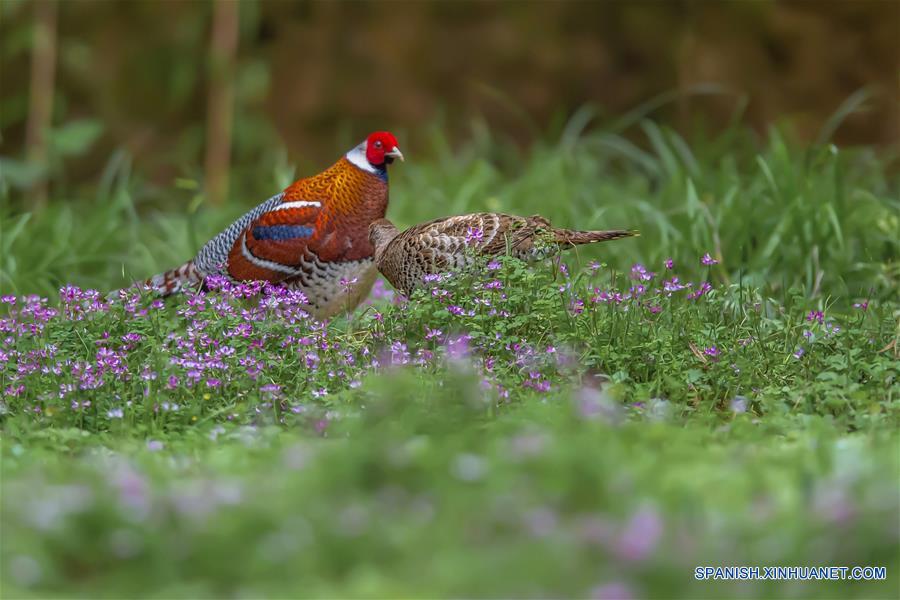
xmin=1 ymin=122 xmax=898 ymax=598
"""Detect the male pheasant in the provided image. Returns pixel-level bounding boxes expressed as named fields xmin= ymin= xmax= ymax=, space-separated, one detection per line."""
xmin=369 ymin=213 xmax=637 ymax=296
xmin=129 ymin=131 xmax=403 ymax=319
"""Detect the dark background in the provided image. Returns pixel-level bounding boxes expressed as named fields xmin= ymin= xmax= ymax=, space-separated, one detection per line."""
xmin=1 ymin=0 xmax=898 ymax=206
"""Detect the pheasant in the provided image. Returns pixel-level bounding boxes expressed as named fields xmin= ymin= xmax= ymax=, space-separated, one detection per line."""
xmin=127 ymin=131 xmax=404 ymax=319
xmin=369 ymin=213 xmax=637 ymax=296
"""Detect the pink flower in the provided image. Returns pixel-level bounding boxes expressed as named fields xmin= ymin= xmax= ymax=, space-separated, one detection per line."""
xmin=663 ymin=277 xmax=687 ymax=293
xmin=446 ymin=334 xmax=471 ymax=361
xmin=590 ymin=582 xmax=634 ymax=600
xmin=630 ymin=264 xmax=654 ymax=282
xmin=339 ymin=277 xmax=359 ymax=295
xmin=464 ymin=226 xmax=484 ymax=245
xmin=615 ymin=505 xmax=663 ymax=562
xmin=688 ymin=281 xmax=712 ymax=299
xmin=368 ymin=278 xmax=394 ymax=302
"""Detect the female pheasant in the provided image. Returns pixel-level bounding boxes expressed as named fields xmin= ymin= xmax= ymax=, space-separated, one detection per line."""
xmin=369 ymin=213 xmax=637 ymax=296
xmin=132 ymin=131 xmax=403 ymax=319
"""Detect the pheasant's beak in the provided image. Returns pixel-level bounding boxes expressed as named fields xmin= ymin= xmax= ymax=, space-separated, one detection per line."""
xmin=386 ymin=146 xmax=404 ymax=162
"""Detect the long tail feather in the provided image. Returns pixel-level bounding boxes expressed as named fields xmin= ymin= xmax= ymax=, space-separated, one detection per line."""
xmin=110 ymin=260 xmax=204 ymax=300
xmin=553 ymin=228 xmax=639 ymax=246
xmin=146 ymin=260 xmax=205 ymax=295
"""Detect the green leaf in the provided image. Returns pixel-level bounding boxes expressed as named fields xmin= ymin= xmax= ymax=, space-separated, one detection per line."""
xmin=49 ymin=119 xmax=104 ymax=157
xmin=0 ymin=157 xmax=45 ymax=188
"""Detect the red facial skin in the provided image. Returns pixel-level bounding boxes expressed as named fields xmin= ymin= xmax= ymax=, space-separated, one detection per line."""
xmin=365 ymin=131 xmax=401 ymax=166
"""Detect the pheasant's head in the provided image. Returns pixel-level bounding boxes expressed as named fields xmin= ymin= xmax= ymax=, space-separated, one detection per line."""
xmin=365 ymin=131 xmax=403 ymax=167
xmin=369 ymin=218 xmax=401 ymax=261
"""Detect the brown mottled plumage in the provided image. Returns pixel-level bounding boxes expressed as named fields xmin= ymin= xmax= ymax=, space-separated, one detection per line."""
xmin=369 ymin=213 xmax=637 ymax=296
xmin=116 ymin=132 xmax=404 ymax=319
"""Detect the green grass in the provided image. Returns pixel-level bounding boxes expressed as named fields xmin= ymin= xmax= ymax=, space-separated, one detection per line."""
xmin=2 ymin=122 xmax=897 ymax=300
xmin=1 ymin=123 xmax=898 ymax=598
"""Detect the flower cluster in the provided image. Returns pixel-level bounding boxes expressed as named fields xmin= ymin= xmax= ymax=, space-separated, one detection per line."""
xmin=0 ymin=252 xmax=868 ymax=428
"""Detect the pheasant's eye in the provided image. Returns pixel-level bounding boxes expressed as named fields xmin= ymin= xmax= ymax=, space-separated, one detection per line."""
xmin=374 ymin=140 xmax=383 ymax=149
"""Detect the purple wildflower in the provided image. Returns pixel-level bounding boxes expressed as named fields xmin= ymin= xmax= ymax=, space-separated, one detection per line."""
xmin=523 ymin=371 xmax=551 ymax=393
xmin=121 ymin=332 xmax=142 ymax=345
xmin=701 ymin=253 xmax=718 ymax=265
xmin=630 ymin=264 xmax=654 ymax=282
xmin=616 ymin=504 xmax=663 ymax=562
xmin=339 ymin=277 xmax=359 ymax=295
xmin=60 ymin=285 xmax=83 ymax=303
xmin=664 ymin=258 xmax=674 ymax=269
xmin=662 ymin=277 xmax=687 ymax=294
xmin=730 ymin=396 xmax=748 ymax=414
xmin=367 ymin=278 xmax=394 ymax=302
xmin=5 ymin=384 xmax=25 ymax=397
xmin=806 ymin=310 xmax=824 ymax=324
xmin=576 ymin=386 xmax=620 ymax=423
xmin=446 ymin=334 xmax=471 ymax=361
xmin=464 ymin=226 xmax=484 ymax=245
xmin=260 ymin=383 xmax=281 ymax=396
xmin=688 ymin=281 xmax=712 ymax=299
xmin=389 ymin=340 xmax=410 ymax=365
